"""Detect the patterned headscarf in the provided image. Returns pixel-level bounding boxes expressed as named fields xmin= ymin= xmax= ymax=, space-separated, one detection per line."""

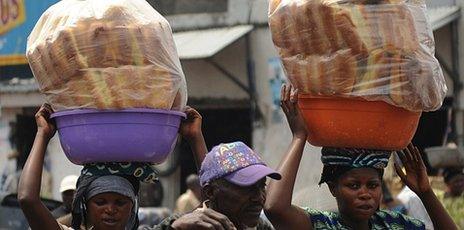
xmin=319 ymin=147 xmax=391 ymax=185
xmin=71 ymin=163 xmax=158 ymax=230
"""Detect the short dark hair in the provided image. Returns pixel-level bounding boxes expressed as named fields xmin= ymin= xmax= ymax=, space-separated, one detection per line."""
xmin=186 ymin=174 xmax=200 ymax=188
xmin=443 ymin=168 xmax=464 ymax=184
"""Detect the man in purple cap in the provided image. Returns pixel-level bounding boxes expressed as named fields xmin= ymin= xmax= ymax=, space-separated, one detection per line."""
xmin=156 ymin=132 xmax=281 ymax=229
xmin=195 ymin=141 xmax=282 ymax=229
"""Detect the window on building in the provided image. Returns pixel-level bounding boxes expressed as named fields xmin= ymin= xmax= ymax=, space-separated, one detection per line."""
xmin=147 ymin=0 xmax=228 ymax=15
xmin=0 ymin=65 xmax=33 ymax=81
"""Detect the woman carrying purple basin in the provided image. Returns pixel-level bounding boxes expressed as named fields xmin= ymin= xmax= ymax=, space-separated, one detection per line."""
xmin=17 ymin=104 xmax=212 ymax=230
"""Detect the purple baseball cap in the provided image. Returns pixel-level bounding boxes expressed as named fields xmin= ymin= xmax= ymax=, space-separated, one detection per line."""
xmin=199 ymin=142 xmax=281 ymax=187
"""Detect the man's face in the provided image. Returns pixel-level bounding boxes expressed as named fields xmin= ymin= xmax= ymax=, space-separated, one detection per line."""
xmin=62 ymin=189 xmax=75 ymax=211
xmin=447 ymin=174 xmax=464 ymax=197
xmin=207 ymin=178 xmax=266 ymax=229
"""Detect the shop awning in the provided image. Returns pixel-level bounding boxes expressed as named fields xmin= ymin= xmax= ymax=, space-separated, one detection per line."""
xmin=428 ymin=6 xmax=460 ymax=31
xmin=173 ymin=25 xmax=254 ymax=60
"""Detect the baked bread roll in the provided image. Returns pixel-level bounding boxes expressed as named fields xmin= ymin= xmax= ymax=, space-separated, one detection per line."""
xmin=269 ymin=0 xmax=446 ymax=112
xmin=26 ymin=0 xmax=187 ymax=111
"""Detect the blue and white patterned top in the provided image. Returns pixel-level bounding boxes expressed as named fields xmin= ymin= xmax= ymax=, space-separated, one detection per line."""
xmin=304 ymin=208 xmax=425 ymax=230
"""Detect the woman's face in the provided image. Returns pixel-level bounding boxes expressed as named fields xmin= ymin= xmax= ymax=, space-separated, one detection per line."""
xmin=87 ymin=192 xmax=133 ymax=230
xmin=329 ymin=168 xmax=382 ymax=222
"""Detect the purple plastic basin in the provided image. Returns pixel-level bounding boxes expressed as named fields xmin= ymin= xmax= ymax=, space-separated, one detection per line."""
xmin=51 ymin=109 xmax=186 ymax=165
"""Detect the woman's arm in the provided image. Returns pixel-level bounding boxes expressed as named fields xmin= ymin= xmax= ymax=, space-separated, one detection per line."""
xmin=179 ymin=106 xmax=208 ymax=171
xmin=17 ymin=104 xmax=61 ymax=230
xmin=264 ymin=85 xmax=312 ymax=230
xmin=395 ymin=144 xmax=458 ymax=230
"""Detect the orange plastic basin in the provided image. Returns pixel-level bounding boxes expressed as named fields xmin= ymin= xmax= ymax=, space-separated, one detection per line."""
xmin=298 ymin=95 xmax=421 ymax=150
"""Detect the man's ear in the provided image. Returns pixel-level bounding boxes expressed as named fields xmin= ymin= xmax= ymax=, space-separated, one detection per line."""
xmin=327 ymin=182 xmax=337 ymax=197
xmin=202 ymin=184 xmax=215 ymax=201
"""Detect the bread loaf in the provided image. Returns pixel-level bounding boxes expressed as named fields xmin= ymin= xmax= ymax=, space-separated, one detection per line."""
xmin=27 ymin=0 xmax=187 ymax=111
xmin=269 ymin=0 xmax=445 ymax=111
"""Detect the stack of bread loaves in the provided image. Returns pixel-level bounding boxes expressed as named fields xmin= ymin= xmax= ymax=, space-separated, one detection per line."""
xmin=27 ymin=0 xmax=187 ymax=111
xmin=269 ymin=0 xmax=446 ymax=112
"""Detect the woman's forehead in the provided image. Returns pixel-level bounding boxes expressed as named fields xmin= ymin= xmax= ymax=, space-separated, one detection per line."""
xmin=91 ymin=192 xmax=132 ymax=200
xmin=341 ymin=168 xmax=381 ymax=180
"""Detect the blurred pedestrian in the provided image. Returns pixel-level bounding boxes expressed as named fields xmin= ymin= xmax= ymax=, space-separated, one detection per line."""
xmin=382 ymin=183 xmax=407 ymax=214
xmin=52 ymin=175 xmax=78 ymax=219
xmin=174 ymin=174 xmax=201 ymax=213
xmin=138 ymin=181 xmax=171 ymax=227
xmin=436 ymin=168 xmax=464 ymax=228
xmin=397 ymin=184 xmax=433 ymax=229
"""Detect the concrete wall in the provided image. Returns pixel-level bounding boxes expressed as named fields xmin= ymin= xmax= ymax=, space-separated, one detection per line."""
xmin=434 ymin=25 xmax=456 ymax=96
xmin=455 ymin=0 xmax=464 ymax=146
xmin=426 ymin=0 xmax=455 ymax=8
xmin=47 ymin=137 xmax=82 ymax=200
xmin=155 ymin=153 xmax=181 ymax=210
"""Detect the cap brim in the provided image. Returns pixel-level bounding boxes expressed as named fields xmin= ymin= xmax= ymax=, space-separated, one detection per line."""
xmin=224 ymin=164 xmax=281 ymax=187
xmin=59 ymin=185 xmax=76 ymax=193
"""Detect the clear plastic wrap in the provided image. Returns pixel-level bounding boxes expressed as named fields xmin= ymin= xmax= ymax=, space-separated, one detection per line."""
xmin=27 ymin=0 xmax=187 ymax=111
xmin=269 ymin=0 xmax=446 ymax=111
